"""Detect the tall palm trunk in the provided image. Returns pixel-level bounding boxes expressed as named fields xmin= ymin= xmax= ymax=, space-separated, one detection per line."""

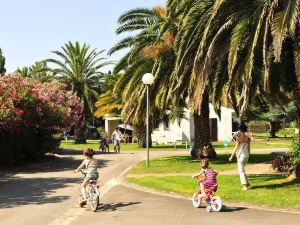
xmin=192 ymin=90 xmax=217 ymax=159
xmin=135 ymin=124 xmax=153 ymax=148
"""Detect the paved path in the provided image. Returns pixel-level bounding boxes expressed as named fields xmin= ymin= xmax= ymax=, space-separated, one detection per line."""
xmin=0 ymin=149 xmax=299 ymax=225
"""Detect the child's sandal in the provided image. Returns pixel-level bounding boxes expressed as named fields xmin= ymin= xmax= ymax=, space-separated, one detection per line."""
xmin=79 ymin=200 xmax=87 ymax=207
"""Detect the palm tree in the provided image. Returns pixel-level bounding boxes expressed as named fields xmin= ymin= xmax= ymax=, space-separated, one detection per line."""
xmin=94 ymin=73 xmax=123 ymax=118
xmin=163 ymin=0 xmax=219 ymax=158
xmin=29 ymin=61 xmax=54 ymax=83
xmin=16 ymin=66 xmax=31 ymax=77
xmin=166 ymin=0 xmax=300 ymax=158
xmin=109 ymin=7 xmax=181 ymax=147
xmin=47 ymin=41 xmax=111 ymax=143
xmin=197 ymin=0 xmax=300 ymax=132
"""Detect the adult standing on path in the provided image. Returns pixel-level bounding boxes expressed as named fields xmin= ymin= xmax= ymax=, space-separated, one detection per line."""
xmin=112 ymin=127 xmax=122 ymax=153
xmin=229 ymin=123 xmax=251 ymax=190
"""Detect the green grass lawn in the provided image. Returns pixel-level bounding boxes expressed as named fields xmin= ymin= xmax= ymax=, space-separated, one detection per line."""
xmin=59 ymin=137 xmax=291 ymax=151
xmin=60 ymin=140 xmax=141 ymax=151
xmin=129 ymin=153 xmax=276 ymax=174
xmin=128 ymin=175 xmax=300 ymax=208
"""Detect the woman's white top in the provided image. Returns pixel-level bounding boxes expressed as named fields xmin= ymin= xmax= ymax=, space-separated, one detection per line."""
xmin=236 ymin=133 xmax=250 ymax=158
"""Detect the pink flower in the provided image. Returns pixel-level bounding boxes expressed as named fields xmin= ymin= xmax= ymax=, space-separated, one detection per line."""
xmin=15 ymin=108 xmax=24 ymax=116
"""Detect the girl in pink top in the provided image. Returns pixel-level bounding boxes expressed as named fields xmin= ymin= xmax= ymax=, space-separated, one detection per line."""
xmin=192 ymin=159 xmax=218 ymax=197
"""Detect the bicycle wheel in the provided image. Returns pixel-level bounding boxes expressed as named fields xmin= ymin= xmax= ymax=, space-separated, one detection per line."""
xmin=210 ymin=196 xmax=222 ymax=212
xmin=89 ymin=187 xmax=99 ymax=212
xmin=192 ymin=193 xmax=202 ymax=208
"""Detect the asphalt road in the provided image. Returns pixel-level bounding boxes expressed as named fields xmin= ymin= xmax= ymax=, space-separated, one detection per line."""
xmin=0 ymin=149 xmax=299 ymax=225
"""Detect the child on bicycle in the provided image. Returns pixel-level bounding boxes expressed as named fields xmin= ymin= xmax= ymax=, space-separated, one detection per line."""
xmin=192 ymin=159 xmax=218 ymax=198
xmin=74 ymin=148 xmax=99 ymax=206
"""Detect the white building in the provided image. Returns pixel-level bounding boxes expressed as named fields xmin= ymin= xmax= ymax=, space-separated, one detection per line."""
xmin=152 ymin=105 xmax=235 ymax=144
xmin=104 ymin=105 xmax=235 ymax=143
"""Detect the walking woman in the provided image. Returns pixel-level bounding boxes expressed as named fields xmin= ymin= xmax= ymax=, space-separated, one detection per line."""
xmin=229 ymin=123 xmax=251 ymax=190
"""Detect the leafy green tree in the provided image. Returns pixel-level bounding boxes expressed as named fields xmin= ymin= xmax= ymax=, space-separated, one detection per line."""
xmin=0 ymin=48 xmax=6 ymax=76
xmin=260 ymin=103 xmax=298 ymax=138
xmin=47 ymin=41 xmax=110 ymax=143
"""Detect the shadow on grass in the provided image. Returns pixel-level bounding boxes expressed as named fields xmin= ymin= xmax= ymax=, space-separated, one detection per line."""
xmin=154 ymin=153 xmax=276 ymax=166
xmin=0 ymin=177 xmax=80 ymax=208
xmin=249 ymin=175 xmax=299 ymax=189
xmin=152 ymin=145 xmax=188 ymax=149
xmin=98 ymin=202 xmax=141 ymax=212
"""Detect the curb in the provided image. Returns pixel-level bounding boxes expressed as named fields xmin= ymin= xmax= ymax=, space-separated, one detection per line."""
xmin=119 ymin=169 xmax=300 ymax=215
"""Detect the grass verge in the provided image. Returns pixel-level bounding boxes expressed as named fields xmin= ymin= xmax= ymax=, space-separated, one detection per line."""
xmin=128 ymin=175 xmax=300 ymax=208
xmin=129 ymin=154 xmax=276 ymax=174
xmin=60 ymin=139 xmax=290 ymax=151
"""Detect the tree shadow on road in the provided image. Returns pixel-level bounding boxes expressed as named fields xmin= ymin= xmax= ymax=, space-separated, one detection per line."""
xmin=98 ymin=202 xmax=141 ymax=212
xmin=0 ymin=177 xmax=81 ymax=208
xmin=0 ymin=156 xmax=111 ymax=175
xmin=59 ymin=148 xmax=122 ymax=156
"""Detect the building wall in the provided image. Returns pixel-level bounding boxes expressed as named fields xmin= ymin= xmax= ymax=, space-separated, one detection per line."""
xmin=152 ymin=110 xmax=192 ymax=143
xmin=105 ymin=119 xmax=121 ymax=140
xmin=209 ymin=105 xmax=234 ymax=141
xmin=152 ymin=105 xmax=234 ymax=143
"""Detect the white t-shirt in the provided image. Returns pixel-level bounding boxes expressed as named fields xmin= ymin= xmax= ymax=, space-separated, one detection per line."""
xmin=112 ymin=130 xmax=122 ymax=141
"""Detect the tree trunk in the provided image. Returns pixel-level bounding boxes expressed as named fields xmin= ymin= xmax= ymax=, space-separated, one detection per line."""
xmin=269 ymin=121 xmax=279 ymax=138
xmin=135 ymin=125 xmax=152 ymax=148
xmin=192 ymin=90 xmax=216 ymax=159
xmin=297 ymin=106 xmax=300 ymax=138
xmin=74 ymin=119 xmax=87 ymax=144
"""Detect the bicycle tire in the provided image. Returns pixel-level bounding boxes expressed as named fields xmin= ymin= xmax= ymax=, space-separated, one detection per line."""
xmin=192 ymin=193 xmax=202 ymax=208
xmin=89 ymin=187 xmax=99 ymax=212
xmin=210 ymin=196 xmax=222 ymax=212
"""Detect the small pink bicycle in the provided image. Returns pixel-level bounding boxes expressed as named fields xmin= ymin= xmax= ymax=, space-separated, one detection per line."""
xmin=192 ymin=176 xmax=222 ymax=212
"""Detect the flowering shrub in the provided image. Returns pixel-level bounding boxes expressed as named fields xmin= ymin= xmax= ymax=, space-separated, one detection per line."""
xmin=0 ymin=75 xmax=83 ymax=165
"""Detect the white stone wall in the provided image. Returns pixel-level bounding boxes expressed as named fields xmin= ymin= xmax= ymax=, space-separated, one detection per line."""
xmin=208 ymin=105 xmax=234 ymax=141
xmin=152 ymin=110 xmax=192 ymax=144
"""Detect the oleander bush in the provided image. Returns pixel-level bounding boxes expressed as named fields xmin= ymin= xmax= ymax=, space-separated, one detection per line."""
xmin=0 ymin=74 xmax=83 ymax=166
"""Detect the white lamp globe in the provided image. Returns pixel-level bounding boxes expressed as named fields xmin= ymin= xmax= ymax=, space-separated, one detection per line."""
xmin=142 ymin=73 xmax=154 ymax=85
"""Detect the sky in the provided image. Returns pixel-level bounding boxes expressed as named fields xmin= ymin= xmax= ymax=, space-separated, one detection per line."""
xmin=0 ymin=0 xmax=165 ymax=72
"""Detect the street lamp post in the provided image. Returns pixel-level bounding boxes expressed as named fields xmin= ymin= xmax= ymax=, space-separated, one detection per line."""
xmin=142 ymin=73 xmax=154 ymax=167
